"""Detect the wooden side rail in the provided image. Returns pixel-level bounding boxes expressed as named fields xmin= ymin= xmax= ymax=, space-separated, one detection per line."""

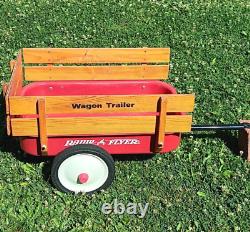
xmin=9 ymin=94 xmax=194 ymax=141
xmin=22 ymin=48 xmax=170 ymax=81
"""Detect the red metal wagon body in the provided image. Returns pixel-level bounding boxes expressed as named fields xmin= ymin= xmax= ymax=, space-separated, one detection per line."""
xmin=20 ymin=80 xmax=183 ymax=156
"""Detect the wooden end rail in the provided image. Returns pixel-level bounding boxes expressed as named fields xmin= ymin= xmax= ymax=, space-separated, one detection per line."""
xmin=8 ymin=94 xmax=194 ymax=115
xmin=4 ymin=52 xmax=24 ymax=135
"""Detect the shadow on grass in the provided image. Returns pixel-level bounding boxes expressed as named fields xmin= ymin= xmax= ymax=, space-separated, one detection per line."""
xmin=0 ymin=92 xmax=246 ymax=184
xmin=182 ymin=130 xmax=243 ymax=158
xmin=112 ymin=153 xmax=155 ymax=161
xmin=0 ymin=134 xmax=53 ymax=183
xmin=0 ymin=92 xmax=52 ymax=182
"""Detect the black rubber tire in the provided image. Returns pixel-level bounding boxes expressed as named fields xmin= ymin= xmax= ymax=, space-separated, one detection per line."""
xmin=51 ymin=144 xmax=115 ymax=194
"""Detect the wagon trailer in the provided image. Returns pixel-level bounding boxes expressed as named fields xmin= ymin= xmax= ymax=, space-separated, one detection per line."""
xmin=2 ymin=48 xmax=249 ymax=194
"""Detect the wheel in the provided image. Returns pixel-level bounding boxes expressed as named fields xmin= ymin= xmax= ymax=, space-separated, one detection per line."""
xmin=51 ymin=144 xmax=115 ymax=194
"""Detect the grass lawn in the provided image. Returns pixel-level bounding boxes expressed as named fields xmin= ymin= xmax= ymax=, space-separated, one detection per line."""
xmin=0 ymin=0 xmax=249 ymax=231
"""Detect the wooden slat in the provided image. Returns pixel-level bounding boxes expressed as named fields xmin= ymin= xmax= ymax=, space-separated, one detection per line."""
xmin=23 ymin=48 xmax=170 ymax=64
xmin=10 ymin=115 xmax=192 ymax=136
xmin=24 ymin=65 xmax=169 ymax=81
xmin=9 ymin=94 xmax=195 ymax=115
xmin=37 ymin=99 xmax=48 ymax=155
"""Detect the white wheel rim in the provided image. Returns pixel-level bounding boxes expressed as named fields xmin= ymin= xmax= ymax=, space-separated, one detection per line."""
xmin=58 ymin=153 xmax=109 ymax=193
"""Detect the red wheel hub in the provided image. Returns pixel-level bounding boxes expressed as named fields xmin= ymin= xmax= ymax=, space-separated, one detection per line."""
xmin=78 ymin=173 xmax=89 ymax=184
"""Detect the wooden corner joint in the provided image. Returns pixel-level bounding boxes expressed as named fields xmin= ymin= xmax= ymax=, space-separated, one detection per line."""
xmin=37 ymin=98 xmax=48 ymax=155
xmin=155 ymin=96 xmax=168 ymax=153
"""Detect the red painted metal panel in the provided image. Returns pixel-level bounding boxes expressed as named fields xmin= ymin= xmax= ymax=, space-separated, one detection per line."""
xmin=20 ymin=134 xmax=181 ymax=156
xmin=19 ymin=80 xmax=182 ymax=156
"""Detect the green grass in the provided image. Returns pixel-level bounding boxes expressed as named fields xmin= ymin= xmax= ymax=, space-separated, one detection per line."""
xmin=0 ymin=0 xmax=250 ymax=231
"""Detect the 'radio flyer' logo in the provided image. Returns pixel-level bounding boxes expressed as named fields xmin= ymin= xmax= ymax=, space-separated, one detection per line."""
xmin=64 ymin=139 xmax=140 ymax=146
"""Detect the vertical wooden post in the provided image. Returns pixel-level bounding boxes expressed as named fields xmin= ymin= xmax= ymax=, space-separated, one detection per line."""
xmin=142 ymin=47 xmax=147 ymax=79
xmin=10 ymin=60 xmax=16 ymax=72
xmin=2 ymin=83 xmax=8 ymax=97
xmin=6 ymin=115 xmax=11 ymax=136
xmin=2 ymin=82 xmax=11 ymax=135
xmin=155 ymin=96 xmax=168 ymax=153
xmin=37 ymin=98 xmax=48 ymax=155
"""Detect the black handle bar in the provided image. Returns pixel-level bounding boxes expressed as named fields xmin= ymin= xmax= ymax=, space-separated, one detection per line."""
xmin=191 ymin=123 xmax=250 ymax=131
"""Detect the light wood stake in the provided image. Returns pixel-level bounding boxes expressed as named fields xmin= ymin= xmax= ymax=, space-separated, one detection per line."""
xmin=37 ymin=98 xmax=48 ymax=155
xmin=155 ymin=96 xmax=168 ymax=152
